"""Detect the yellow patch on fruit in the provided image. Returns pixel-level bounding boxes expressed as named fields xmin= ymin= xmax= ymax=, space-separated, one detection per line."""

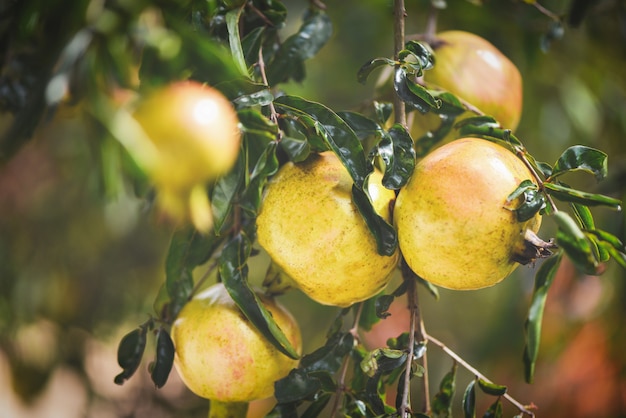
xmin=171 ymin=283 xmax=301 ymax=402
xmin=256 ymin=151 xmax=399 ymax=307
xmin=394 ymin=138 xmax=541 ymax=290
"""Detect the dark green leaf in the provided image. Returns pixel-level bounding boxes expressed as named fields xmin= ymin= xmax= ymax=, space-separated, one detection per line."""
xmin=357 ymin=57 xmax=396 ymax=85
xmin=240 ymin=141 xmax=279 ymax=215
xmin=463 ymin=380 xmax=477 ymax=418
xmin=279 ymin=117 xmax=312 ymax=162
xmin=301 ymin=393 xmax=332 ymax=418
xmin=301 ymin=332 xmax=354 ymax=374
xmin=225 ymin=7 xmax=250 ymax=78
xmin=360 ymin=347 xmax=407 ymax=377
xmin=506 ymin=180 xmax=545 ymax=222
xmin=570 ymin=202 xmax=595 ymax=230
xmin=414 ymin=113 xmax=456 ymax=158
xmin=455 ymin=116 xmax=524 ymax=149
xmin=267 ymin=11 xmax=332 ymax=84
xmin=274 ymin=95 xmax=368 ymax=187
xmin=211 ymin=152 xmax=246 ymax=232
xmin=352 ymin=183 xmax=398 ymax=256
xmin=233 ymin=88 xmax=274 ymax=108
xmin=587 ymin=229 xmax=625 ymax=265
xmin=114 ymin=327 xmax=148 ymax=385
xmin=274 ymin=368 xmax=322 ymax=403
xmin=150 ymin=329 xmax=174 ymax=388
xmin=477 ymin=378 xmax=507 ymax=396
xmin=241 ymin=26 xmax=265 ymax=67
xmin=374 ymin=101 xmax=394 ymax=126
xmin=524 ymin=253 xmax=563 ymax=383
xmin=399 ymin=40 xmax=435 ymax=72
xmin=543 ymin=182 xmax=622 ymax=209
xmin=432 ymin=362 xmax=457 ymax=417
xmin=219 ymin=233 xmax=300 ymax=359
xmin=378 ymin=124 xmax=416 ymax=189
xmin=551 ymin=145 xmax=608 ymax=181
xmin=164 ymin=228 xmax=223 ymax=320
xmin=483 ymin=398 xmax=503 ymax=418
xmin=394 ymin=68 xmax=438 ymax=113
xmin=553 ymin=211 xmax=599 ymax=274
xmin=375 ymin=294 xmax=396 ymax=319
xmin=337 ymin=111 xmax=382 ymax=142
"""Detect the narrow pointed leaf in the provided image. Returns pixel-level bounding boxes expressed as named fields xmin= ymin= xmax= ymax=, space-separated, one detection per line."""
xmin=274 ymin=95 xmax=368 ymax=187
xmin=463 ymin=380 xmax=477 ymax=418
xmin=483 ymin=398 xmax=503 ymax=418
xmin=150 ymin=329 xmax=175 ymax=388
xmin=352 ymin=183 xmax=398 ymax=256
xmin=394 ymin=67 xmax=436 ymax=113
xmin=219 ymin=234 xmax=300 ymax=359
xmin=553 ymin=211 xmax=599 ymax=274
xmin=357 ymin=57 xmax=396 ymax=84
xmin=114 ymin=327 xmax=148 ymax=385
xmin=432 ymin=363 xmax=457 ymax=417
xmin=225 ymin=7 xmax=250 ymax=78
xmin=337 ymin=111 xmax=382 ymax=141
xmin=378 ymin=124 xmax=416 ymax=189
xmin=524 ymin=253 xmax=563 ymax=383
xmin=477 ymin=378 xmax=507 ymax=396
xmin=551 ymin=145 xmax=608 ymax=181
xmin=544 ymin=182 xmax=621 ymax=208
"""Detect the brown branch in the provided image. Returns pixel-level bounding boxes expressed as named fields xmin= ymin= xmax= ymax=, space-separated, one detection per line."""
xmin=393 ymin=0 xmax=407 ymax=127
xmin=330 ymin=304 xmax=364 ymax=418
xmin=426 ymin=334 xmax=537 ymax=417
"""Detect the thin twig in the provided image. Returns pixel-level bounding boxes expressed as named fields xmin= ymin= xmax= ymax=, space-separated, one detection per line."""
xmin=399 ymin=276 xmax=417 ymax=417
xmin=393 ymin=0 xmax=407 ymax=127
xmin=330 ymin=304 xmax=364 ymax=418
xmin=257 ymin=46 xmax=280 ymax=128
xmin=413 ymin=287 xmax=430 ymax=414
xmin=425 ymin=334 xmax=537 ymax=418
xmin=516 ymin=149 xmax=560 ymax=214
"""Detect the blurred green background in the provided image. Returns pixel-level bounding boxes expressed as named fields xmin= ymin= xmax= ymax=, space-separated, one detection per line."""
xmin=1 ymin=0 xmax=625 ymax=417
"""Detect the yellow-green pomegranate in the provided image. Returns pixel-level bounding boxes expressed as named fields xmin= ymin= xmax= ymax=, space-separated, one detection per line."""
xmin=256 ymin=151 xmax=399 ymax=307
xmin=394 ymin=137 xmax=542 ymax=290
xmin=171 ymin=283 xmax=301 ymax=402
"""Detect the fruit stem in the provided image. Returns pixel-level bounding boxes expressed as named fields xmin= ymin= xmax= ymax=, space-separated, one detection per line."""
xmin=257 ymin=46 xmax=280 ymax=130
xmin=516 ymin=149 xmax=560 ymax=214
xmin=393 ymin=0 xmax=407 ymax=127
xmin=425 ymin=334 xmax=537 ymax=417
xmin=207 ymin=400 xmax=249 ymax=418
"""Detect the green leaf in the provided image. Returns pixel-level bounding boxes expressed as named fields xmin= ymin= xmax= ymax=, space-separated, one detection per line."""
xmin=570 ymin=202 xmax=595 ymax=230
xmin=240 ymin=141 xmax=279 ymax=215
xmin=587 ymin=228 xmax=626 ymax=266
xmin=274 ymin=368 xmax=322 ymax=403
xmin=551 ymin=145 xmax=608 ymax=181
xmin=114 ymin=326 xmax=148 ymax=385
xmin=483 ymin=398 xmax=503 ymax=418
xmin=219 ymin=234 xmax=300 ymax=359
xmin=374 ymin=101 xmax=394 ymax=126
xmin=360 ymin=347 xmax=407 ymax=377
xmin=279 ymin=117 xmax=312 ymax=162
xmin=274 ymin=95 xmax=368 ymax=187
xmin=506 ymin=180 xmax=545 ymax=222
xmin=164 ymin=228 xmax=224 ymax=320
xmin=553 ymin=211 xmax=599 ymax=274
xmin=267 ymin=11 xmax=332 ymax=84
xmin=477 ymin=378 xmax=507 ymax=396
xmin=357 ymin=57 xmax=396 ymax=85
xmin=150 ymin=328 xmax=174 ymax=389
xmin=211 ymin=152 xmax=246 ymax=232
xmin=399 ymin=40 xmax=435 ymax=72
xmin=543 ymin=182 xmax=622 ymax=209
xmin=225 ymin=7 xmax=250 ymax=78
xmin=375 ymin=294 xmax=395 ymax=319
xmin=337 ymin=111 xmax=382 ymax=142
xmin=523 ymin=253 xmax=563 ymax=383
xmin=455 ymin=116 xmax=524 ymax=149
xmin=394 ymin=67 xmax=438 ymax=113
xmin=241 ymin=26 xmax=265 ymax=67
xmin=432 ymin=362 xmax=457 ymax=418
xmin=301 ymin=393 xmax=332 ymax=418
xmin=352 ymin=183 xmax=398 ymax=257
xmin=463 ymin=380 xmax=477 ymax=418
xmin=378 ymin=124 xmax=416 ymax=189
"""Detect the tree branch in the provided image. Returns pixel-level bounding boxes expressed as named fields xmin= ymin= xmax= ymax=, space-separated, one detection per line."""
xmin=426 ymin=334 xmax=537 ymax=417
xmin=393 ymin=0 xmax=407 ymax=127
